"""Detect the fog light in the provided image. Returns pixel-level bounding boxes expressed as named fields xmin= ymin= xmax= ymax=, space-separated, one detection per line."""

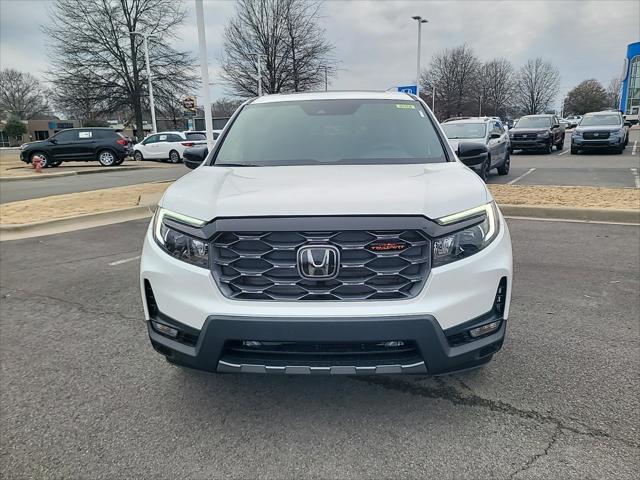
xmin=469 ymin=321 xmax=501 ymax=338
xmin=152 ymin=321 xmax=178 ymax=338
xmin=243 ymin=341 xmax=262 ymax=347
xmin=382 ymin=341 xmax=405 ymax=348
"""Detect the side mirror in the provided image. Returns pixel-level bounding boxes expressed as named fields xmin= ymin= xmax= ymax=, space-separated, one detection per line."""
xmin=48 ymin=138 xmax=57 ymax=144
xmin=553 ymin=124 xmax=560 ymax=128
xmin=457 ymin=142 xmax=489 ymax=167
xmin=183 ymin=145 xmax=208 ymax=169
xmin=490 ymin=132 xmax=501 ymax=139
xmin=624 ymin=121 xmax=631 ymax=127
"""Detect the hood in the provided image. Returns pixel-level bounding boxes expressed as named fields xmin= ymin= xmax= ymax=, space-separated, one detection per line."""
xmin=160 ymin=163 xmax=489 ymax=221
xmin=510 ymin=127 xmax=549 ymax=134
xmin=575 ymin=125 xmax=622 ymax=133
xmin=21 ymin=140 xmax=49 ymax=150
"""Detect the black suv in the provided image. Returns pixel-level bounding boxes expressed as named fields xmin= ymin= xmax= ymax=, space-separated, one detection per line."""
xmin=508 ymin=114 xmax=565 ymax=154
xmin=20 ymin=128 xmax=130 ymax=167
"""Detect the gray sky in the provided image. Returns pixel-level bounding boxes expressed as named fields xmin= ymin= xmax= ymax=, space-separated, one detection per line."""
xmin=2 ymin=0 xmax=639 ymax=110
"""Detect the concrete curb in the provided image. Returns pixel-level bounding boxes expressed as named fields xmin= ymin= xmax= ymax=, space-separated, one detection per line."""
xmin=500 ymin=204 xmax=640 ymax=224
xmin=0 ymin=165 xmax=164 ymax=182
xmin=0 ymin=205 xmax=158 ymax=241
xmin=1 ymin=203 xmax=638 ymax=241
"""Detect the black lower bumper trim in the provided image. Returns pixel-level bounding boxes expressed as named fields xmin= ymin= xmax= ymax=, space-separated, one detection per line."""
xmin=147 ymin=312 xmax=506 ymax=375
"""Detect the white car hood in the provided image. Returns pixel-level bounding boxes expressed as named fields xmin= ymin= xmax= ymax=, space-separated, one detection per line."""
xmin=159 ymin=163 xmax=489 ymax=221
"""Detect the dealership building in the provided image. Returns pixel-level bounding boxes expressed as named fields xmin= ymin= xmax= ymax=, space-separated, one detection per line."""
xmin=620 ymin=41 xmax=640 ymax=122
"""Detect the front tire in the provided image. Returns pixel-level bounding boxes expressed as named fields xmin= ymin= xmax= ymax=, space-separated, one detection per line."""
xmin=497 ymin=152 xmax=510 ymax=175
xmin=571 ymin=145 xmax=579 ymax=154
xmin=134 ymin=151 xmax=144 ymax=162
xmin=556 ymin=137 xmax=564 ymax=150
xmin=30 ymin=151 xmax=52 ymax=168
xmin=544 ymin=141 xmax=553 ymax=154
xmin=97 ymin=149 xmax=117 ymax=166
xmin=478 ymin=158 xmax=490 ymax=182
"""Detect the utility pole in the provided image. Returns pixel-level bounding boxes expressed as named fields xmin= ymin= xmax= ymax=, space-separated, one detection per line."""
xmin=411 ymin=16 xmax=428 ymax=97
xmin=195 ymin=0 xmax=215 ymax=150
xmin=324 ymin=66 xmax=328 ymax=91
xmin=432 ymin=84 xmax=436 ymax=114
xmin=130 ymin=31 xmax=157 ymax=133
xmin=479 ymin=93 xmax=483 ymax=117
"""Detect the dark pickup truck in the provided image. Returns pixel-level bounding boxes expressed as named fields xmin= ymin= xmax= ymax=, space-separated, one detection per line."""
xmin=508 ymin=114 xmax=565 ymax=154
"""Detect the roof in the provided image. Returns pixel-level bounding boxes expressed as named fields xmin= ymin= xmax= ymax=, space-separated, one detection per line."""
xmin=251 ymin=90 xmax=414 ymax=104
xmin=521 ymin=114 xmax=553 ymax=117
xmin=443 ymin=117 xmax=493 ymax=124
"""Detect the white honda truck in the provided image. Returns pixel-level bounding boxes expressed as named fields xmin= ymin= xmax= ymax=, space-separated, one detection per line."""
xmin=140 ymin=91 xmax=513 ymax=375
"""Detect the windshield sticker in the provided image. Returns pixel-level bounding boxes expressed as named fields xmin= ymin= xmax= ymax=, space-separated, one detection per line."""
xmin=396 ymin=104 xmax=415 ymax=109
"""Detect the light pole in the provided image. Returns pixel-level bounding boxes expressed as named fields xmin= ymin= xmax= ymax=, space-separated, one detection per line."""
xmin=411 ymin=16 xmax=428 ymax=97
xmin=195 ymin=0 xmax=215 ymax=150
xmin=251 ymin=53 xmax=267 ymax=96
xmin=130 ymin=31 xmax=157 ymax=134
xmin=324 ymin=66 xmax=328 ymax=91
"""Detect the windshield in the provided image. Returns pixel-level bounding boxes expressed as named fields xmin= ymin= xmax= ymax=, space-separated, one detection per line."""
xmin=185 ymin=132 xmax=206 ymax=140
xmin=579 ymin=114 xmax=622 ymax=126
xmin=213 ymin=99 xmax=447 ymax=166
xmin=441 ymin=123 xmax=486 ymax=139
xmin=515 ymin=117 xmax=552 ymax=128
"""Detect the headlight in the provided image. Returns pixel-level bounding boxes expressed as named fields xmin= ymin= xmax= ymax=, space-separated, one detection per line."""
xmin=537 ymin=131 xmax=550 ymax=138
xmin=432 ymin=202 xmax=500 ymax=267
xmin=609 ymin=129 xmax=623 ymax=137
xmin=572 ymin=130 xmax=582 ymax=137
xmin=153 ymin=207 xmax=209 ymax=268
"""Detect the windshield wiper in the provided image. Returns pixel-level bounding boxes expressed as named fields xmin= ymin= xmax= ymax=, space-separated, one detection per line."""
xmin=215 ymin=163 xmax=262 ymax=167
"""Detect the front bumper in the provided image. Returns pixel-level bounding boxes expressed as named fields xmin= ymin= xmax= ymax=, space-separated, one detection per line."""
xmin=572 ymin=137 xmax=623 ymax=148
xmin=510 ymin=139 xmax=550 ymax=150
xmin=148 ymin=311 xmax=506 ymax=375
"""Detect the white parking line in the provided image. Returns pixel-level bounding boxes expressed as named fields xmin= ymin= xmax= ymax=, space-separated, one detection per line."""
xmin=556 ymin=149 xmax=570 ymax=155
xmin=108 ymin=255 xmax=141 ymax=266
xmin=631 ymin=168 xmax=640 ymax=189
xmin=632 ymin=140 xmax=638 ymax=156
xmin=507 ymin=168 xmax=536 ymax=185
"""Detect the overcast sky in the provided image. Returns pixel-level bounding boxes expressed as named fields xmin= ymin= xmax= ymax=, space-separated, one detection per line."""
xmin=2 ymin=0 xmax=639 ymax=110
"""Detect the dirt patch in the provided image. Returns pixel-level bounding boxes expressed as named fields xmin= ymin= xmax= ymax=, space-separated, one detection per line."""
xmin=0 ymin=149 xmax=173 ymax=178
xmin=0 ymin=183 xmax=169 ymax=225
xmin=489 ymin=185 xmax=639 ymax=210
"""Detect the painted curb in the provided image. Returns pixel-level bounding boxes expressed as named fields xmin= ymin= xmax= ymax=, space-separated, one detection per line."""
xmin=0 ymin=165 xmax=167 ymax=182
xmin=500 ymin=204 xmax=640 ymax=224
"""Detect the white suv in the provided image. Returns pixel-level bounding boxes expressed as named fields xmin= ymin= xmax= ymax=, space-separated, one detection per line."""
xmin=133 ymin=130 xmax=217 ymax=163
xmin=140 ymin=91 xmax=513 ymax=375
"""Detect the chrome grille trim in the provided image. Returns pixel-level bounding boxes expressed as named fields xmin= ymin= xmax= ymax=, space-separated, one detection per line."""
xmin=218 ymin=360 xmax=427 ymax=374
xmin=211 ymin=229 xmax=431 ymax=301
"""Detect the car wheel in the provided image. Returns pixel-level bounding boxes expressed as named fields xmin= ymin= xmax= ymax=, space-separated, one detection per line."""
xmin=169 ymin=150 xmax=181 ymax=163
xmin=134 ymin=151 xmax=144 ymax=161
xmin=30 ymin=151 xmax=51 ymax=168
xmin=544 ymin=141 xmax=553 ymax=154
xmin=614 ymin=146 xmax=624 ymax=154
xmin=497 ymin=152 xmax=510 ymax=175
xmin=556 ymin=138 xmax=564 ymax=150
xmin=478 ymin=158 xmax=490 ymax=182
xmin=570 ymin=146 xmax=579 ymax=155
xmin=98 ymin=149 xmax=117 ymax=166
xmin=114 ymin=157 xmax=125 ymax=166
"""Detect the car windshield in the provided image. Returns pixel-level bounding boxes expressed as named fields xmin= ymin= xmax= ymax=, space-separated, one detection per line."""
xmin=185 ymin=132 xmax=206 ymax=140
xmin=579 ymin=114 xmax=621 ymax=126
xmin=213 ymin=99 xmax=447 ymax=166
xmin=441 ymin=123 xmax=486 ymax=139
xmin=515 ymin=117 xmax=551 ymax=128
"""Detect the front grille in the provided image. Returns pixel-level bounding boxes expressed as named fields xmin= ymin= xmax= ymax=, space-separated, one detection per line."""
xmin=513 ymin=133 xmax=537 ymax=140
xmin=222 ymin=340 xmax=421 ymax=365
xmin=583 ymin=131 xmax=610 ymax=139
xmin=211 ymin=230 xmax=431 ymax=301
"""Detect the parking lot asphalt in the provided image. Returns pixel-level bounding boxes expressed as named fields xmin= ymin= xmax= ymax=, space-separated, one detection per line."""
xmin=488 ymin=129 xmax=640 ymax=187
xmin=0 ymin=164 xmax=186 ymax=203
xmin=1 ymin=218 xmax=638 ymax=479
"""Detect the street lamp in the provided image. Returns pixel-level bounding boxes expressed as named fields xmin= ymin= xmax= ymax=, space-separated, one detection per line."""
xmin=411 ymin=16 xmax=428 ymax=97
xmin=130 ymin=31 xmax=157 ymax=134
xmin=251 ymin=53 xmax=267 ymax=96
xmin=195 ymin=0 xmax=215 ymax=150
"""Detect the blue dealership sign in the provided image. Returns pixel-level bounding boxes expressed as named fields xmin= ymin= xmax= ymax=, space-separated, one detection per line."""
xmin=397 ymin=85 xmax=417 ymax=95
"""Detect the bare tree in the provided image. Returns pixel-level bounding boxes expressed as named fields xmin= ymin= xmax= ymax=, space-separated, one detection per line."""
xmin=563 ymin=79 xmax=610 ymax=115
xmin=44 ymin=0 xmax=196 ymax=136
xmin=607 ymin=76 xmax=623 ymax=110
xmin=212 ymin=98 xmax=244 ymax=117
xmin=421 ymin=45 xmax=481 ymax=119
xmin=0 ymin=69 xmax=49 ymax=120
xmin=221 ymin=0 xmax=335 ymax=97
xmin=513 ymin=58 xmax=560 ymax=115
xmin=479 ymin=58 xmax=515 ymax=118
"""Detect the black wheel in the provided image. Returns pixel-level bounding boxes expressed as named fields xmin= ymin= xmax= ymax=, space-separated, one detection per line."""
xmin=30 ymin=151 xmax=52 ymax=168
xmin=97 ymin=149 xmax=117 ymax=166
xmin=113 ymin=157 xmax=125 ymax=166
xmin=556 ymin=138 xmax=564 ymax=150
xmin=497 ymin=151 xmax=510 ymax=175
xmin=544 ymin=141 xmax=553 ymax=154
xmin=168 ymin=150 xmax=181 ymax=163
xmin=571 ymin=146 xmax=579 ymax=154
xmin=134 ymin=151 xmax=144 ymax=161
xmin=614 ymin=146 xmax=624 ymax=154
xmin=477 ymin=158 xmax=490 ymax=182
